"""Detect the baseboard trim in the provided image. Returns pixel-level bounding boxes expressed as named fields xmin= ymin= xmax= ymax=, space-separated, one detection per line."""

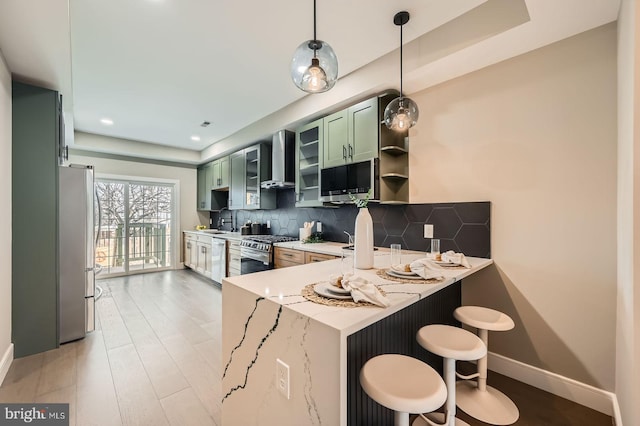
xmin=488 ymin=352 xmax=617 ymax=417
xmin=611 ymin=393 xmax=622 ymax=426
xmin=0 ymin=343 xmax=14 ymax=386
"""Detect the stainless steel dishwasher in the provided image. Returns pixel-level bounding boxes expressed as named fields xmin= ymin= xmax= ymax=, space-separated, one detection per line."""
xmin=210 ymin=238 xmax=227 ymax=285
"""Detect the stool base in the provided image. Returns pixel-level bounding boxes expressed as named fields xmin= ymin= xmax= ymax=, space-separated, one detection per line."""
xmin=455 ymin=380 xmax=519 ymax=425
xmin=412 ymin=412 xmax=470 ymax=426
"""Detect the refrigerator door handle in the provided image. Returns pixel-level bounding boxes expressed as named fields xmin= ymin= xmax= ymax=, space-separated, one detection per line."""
xmin=95 ymin=187 xmax=102 ymax=246
xmin=85 ymin=268 xmax=95 ymax=297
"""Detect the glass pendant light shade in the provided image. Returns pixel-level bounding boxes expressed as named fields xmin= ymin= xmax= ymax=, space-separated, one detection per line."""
xmin=384 ymin=97 xmax=419 ymax=130
xmin=291 ymin=39 xmax=338 ymax=93
xmin=385 ymin=11 xmax=419 ymax=131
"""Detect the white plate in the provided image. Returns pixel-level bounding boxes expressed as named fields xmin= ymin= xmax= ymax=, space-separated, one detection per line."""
xmin=314 ymin=283 xmax=353 ymax=300
xmin=386 ymin=269 xmax=425 ymax=280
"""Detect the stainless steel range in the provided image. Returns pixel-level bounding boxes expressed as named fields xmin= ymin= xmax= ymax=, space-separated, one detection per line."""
xmin=239 ymin=235 xmax=298 ymax=274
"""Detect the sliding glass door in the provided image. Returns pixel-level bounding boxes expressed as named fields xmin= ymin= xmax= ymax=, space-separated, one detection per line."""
xmin=95 ymin=178 xmax=176 ymax=276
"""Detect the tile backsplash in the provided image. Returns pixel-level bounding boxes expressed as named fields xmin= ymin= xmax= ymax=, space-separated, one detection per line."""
xmin=211 ymin=189 xmax=491 ymax=258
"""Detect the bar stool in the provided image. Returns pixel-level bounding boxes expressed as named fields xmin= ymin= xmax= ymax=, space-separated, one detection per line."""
xmin=360 ymin=354 xmax=447 ymax=426
xmin=454 ymin=306 xmax=519 ymax=425
xmin=412 ymin=325 xmax=487 ymax=426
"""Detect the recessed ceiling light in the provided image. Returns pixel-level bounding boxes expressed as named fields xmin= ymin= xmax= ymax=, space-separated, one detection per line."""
xmin=191 ymin=135 xmax=201 ymax=142
xmin=100 ymin=118 xmax=114 ymax=125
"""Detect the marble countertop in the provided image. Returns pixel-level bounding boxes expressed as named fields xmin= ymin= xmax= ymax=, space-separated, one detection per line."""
xmin=222 ymin=253 xmax=493 ymax=336
xmin=273 ymin=241 xmax=350 ymax=256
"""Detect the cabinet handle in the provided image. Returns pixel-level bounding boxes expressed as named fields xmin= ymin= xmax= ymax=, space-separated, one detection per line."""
xmin=282 ymin=253 xmax=294 ymax=258
xmin=348 ymin=144 xmax=353 ymax=159
xmin=343 ymin=145 xmax=347 ymax=160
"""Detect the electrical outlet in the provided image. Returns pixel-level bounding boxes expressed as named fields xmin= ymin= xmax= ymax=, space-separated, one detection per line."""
xmin=276 ymin=359 xmax=290 ymax=399
xmin=209 ymin=218 xmax=212 ymax=225
xmin=266 ymin=220 xmax=271 ymax=229
xmin=424 ymin=224 xmax=434 ymax=239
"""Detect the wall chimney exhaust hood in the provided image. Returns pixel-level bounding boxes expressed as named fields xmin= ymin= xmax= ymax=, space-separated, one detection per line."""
xmin=261 ymin=130 xmax=295 ymax=189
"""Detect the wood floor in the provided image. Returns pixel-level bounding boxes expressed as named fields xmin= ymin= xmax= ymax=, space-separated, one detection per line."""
xmin=0 ymin=270 xmax=222 ymax=426
xmin=0 ymin=270 xmax=613 ymax=426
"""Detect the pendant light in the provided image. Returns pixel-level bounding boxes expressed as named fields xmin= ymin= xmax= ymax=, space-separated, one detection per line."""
xmin=291 ymin=0 xmax=338 ymax=93
xmin=384 ymin=11 xmax=419 ymax=131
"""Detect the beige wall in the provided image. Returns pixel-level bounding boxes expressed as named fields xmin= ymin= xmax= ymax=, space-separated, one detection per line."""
xmin=616 ymin=0 xmax=640 ymax=423
xmin=409 ymin=24 xmax=618 ymax=390
xmin=68 ymin=148 xmax=203 ymax=265
xmin=0 ymin=49 xmax=12 ymax=380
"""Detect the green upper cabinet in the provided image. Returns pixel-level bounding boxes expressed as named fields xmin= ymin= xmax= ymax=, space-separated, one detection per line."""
xmin=197 ymin=162 xmax=213 ymax=211
xmin=229 ymin=151 xmax=245 ymax=210
xmin=211 ymin=155 xmax=230 ymax=189
xmin=349 ymin=97 xmax=378 ymax=163
xmin=323 ymin=110 xmax=348 ymax=169
xmin=243 ymin=144 xmax=276 ymax=210
xmin=197 ymin=156 xmax=231 ymax=211
xmin=229 ymin=144 xmax=276 ymax=211
xmin=295 ymin=118 xmax=324 ymax=207
xmin=323 ymin=97 xmax=378 ymax=168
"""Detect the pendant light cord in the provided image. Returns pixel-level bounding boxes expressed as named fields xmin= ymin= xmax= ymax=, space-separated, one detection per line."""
xmin=313 ymin=0 xmax=317 ymax=42
xmin=312 ymin=0 xmax=318 ymax=58
xmin=399 ymin=21 xmax=404 ymax=100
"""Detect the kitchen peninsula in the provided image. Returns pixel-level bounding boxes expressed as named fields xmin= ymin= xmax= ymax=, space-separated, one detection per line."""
xmin=221 ymin=252 xmax=492 ymax=425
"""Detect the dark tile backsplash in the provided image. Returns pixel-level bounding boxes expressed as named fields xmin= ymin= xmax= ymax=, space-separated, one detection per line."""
xmin=211 ymin=189 xmax=491 ymax=258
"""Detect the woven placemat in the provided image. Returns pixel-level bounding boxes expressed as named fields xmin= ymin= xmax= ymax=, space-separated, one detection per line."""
xmin=301 ymin=283 xmax=386 ymax=308
xmin=376 ymin=268 xmax=443 ymax=284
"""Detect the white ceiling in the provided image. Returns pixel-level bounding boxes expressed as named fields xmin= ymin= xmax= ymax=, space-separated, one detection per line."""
xmin=0 ymin=0 xmax=621 ymax=162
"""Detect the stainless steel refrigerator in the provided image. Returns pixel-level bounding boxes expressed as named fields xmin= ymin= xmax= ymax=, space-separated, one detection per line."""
xmin=59 ymin=164 xmax=96 ymax=343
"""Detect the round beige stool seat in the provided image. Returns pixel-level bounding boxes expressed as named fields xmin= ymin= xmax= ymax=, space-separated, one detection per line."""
xmin=360 ymin=354 xmax=447 ymax=426
xmin=454 ymin=306 xmax=519 ymax=425
xmin=454 ymin=306 xmax=515 ymax=332
xmin=413 ymin=325 xmax=486 ymax=426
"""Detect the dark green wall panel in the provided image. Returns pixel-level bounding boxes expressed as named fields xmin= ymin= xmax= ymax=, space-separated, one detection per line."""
xmin=12 ymin=82 xmax=59 ymax=357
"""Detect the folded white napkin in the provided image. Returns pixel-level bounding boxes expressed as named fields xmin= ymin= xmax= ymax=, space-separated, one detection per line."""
xmin=409 ymin=259 xmax=445 ymax=280
xmin=441 ymin=250 xmax=471 ymax=268
xmin=328 ymin=274 xmax=343 ymax=287
xmin=391 ymin=264 xmax=413 ymax=273
xmin=339 ymin=273 xmax=390 ymax=307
